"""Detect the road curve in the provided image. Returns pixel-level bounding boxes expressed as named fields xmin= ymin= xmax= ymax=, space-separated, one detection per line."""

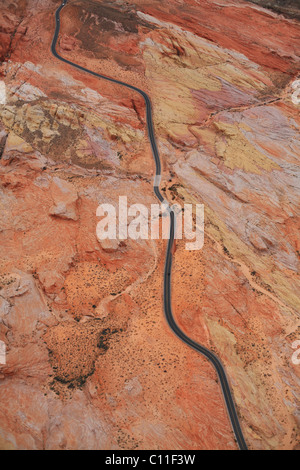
xmin=52 ymin=0 xmax=248 ymax=451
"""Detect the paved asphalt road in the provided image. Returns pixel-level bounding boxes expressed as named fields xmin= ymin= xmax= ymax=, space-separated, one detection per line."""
xmin=51 ymin=0 xmax=248 ymax=451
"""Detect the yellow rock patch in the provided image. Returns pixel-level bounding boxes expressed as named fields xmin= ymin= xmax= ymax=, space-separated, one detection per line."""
xmin=5 ymin=132 xmax=33 ymax=153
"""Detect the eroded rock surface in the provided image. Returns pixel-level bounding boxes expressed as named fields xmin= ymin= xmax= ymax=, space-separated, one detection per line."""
xmin=0 ymin=0 xmax=299 ymax=450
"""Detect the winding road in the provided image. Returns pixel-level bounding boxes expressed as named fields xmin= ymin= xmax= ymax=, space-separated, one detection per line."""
xmin=52 ymin=0 xmax=248 ymax=451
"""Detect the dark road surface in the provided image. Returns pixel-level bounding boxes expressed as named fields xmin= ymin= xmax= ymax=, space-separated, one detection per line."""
xmin=52 ymin=0 xmax=248 ymax=451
